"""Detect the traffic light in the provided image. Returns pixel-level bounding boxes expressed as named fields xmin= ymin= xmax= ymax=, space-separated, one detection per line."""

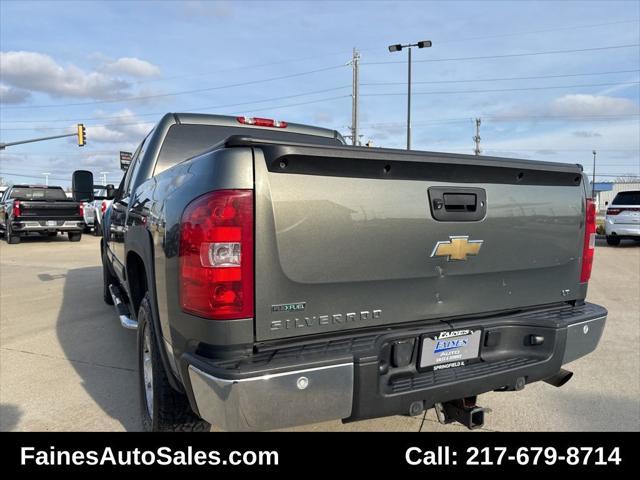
xmin=77 ymin=123 xmax=86 ymax=147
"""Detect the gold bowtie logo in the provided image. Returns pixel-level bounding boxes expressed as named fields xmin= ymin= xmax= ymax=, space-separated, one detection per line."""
xmin=431 ymin=236 xmax=483 ymax=261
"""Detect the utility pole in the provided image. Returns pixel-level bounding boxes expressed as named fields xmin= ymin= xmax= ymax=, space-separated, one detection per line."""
xmin=406 ymin=46 xmax=412 ymax=150
xmin=349 ymin=47 xmax=360 ymax=146
xmin=42 ymin=173 xmax=50 ymax=186
xmin=473 ymin=118 xmax=482 ymax=156
xmin=100 ymin=171 xmax=109 ymax=185
xmin=591 ymin=150 xmax=597 ymax=198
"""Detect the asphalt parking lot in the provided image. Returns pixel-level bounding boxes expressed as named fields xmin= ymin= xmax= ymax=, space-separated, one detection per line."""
xmin=1 ymin=234 xmax=638 ymax=432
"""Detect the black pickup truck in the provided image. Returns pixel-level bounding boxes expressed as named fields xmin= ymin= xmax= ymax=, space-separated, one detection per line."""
xmin=0 ymin=185 xmax=84 ymax=244
xmin=73 ymin=112 xmax=607 ymax=432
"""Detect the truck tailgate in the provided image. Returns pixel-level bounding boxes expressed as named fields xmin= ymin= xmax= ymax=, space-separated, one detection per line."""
xmin=18 ymin=201 xmax=80 ymax=220
xmin=253 ymin=143 xmax=586 ymax=342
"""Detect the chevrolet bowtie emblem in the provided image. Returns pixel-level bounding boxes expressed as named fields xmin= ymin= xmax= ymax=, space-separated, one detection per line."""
xmin=431 ymin=236 xmax=483 ymax=261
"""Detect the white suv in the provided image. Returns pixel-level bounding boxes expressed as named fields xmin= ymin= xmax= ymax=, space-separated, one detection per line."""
xmin=604 ymin=190 xmax=640 ymax=245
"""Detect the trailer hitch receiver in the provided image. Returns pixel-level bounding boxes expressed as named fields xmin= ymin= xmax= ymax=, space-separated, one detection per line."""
xmin=434 ymin=396 xmax=490 ymax=430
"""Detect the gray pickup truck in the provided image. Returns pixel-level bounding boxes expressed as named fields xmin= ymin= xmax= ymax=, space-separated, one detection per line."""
xmin=72 ymin=113 xmax=606 ymax=431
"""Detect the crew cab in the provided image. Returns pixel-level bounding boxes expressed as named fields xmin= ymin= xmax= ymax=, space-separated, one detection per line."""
xmin=0 ymin=185 xmax=84 ymax=244
xmin=604 ymin=190 xmax=640 ymax=245
xmin=72 ymin=113 xmax=607 ymax=431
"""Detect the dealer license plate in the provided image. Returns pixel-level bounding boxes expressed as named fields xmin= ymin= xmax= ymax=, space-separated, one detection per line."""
xmin=419 ymin=329 xmax=482 ymax=371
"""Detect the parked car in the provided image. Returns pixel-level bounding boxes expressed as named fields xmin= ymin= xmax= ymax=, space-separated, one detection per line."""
xmin=72 ymin=112 xmax=607 ymax=432
xmin=604 ymin=190 xmax=640 ymax=245
xmin=82 ymin=200 xmax=96 ymax=233
xmin=91 ymin=187 xmax=114 ymax=237
xmin=0 ymin=185 xmax=84 ymax=244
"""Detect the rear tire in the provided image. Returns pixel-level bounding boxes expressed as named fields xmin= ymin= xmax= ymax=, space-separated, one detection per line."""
xmin=68 ymin=232 xmax=82 ymax=242
xmin=606 ymin=235 xmax=621 ymax=246
xmin=93 ymin=222 xmax=102 ymax=237
xmin=137 ymin=293 xmax=210 ymax=432
xmin=7 ymin=225 xmax=20 ymax=244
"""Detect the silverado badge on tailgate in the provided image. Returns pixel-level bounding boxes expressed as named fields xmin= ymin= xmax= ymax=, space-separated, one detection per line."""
xmin=431 ymin=235 xmax=483 ymax=261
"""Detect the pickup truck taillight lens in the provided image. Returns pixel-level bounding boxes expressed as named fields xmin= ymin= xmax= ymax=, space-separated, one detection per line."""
xmin=580 ymin=198 xmax=597 ymax=283
xmin=101 ymin=200 xmax=107 ymax=214
xmin=12 ymin=200 xmax=20 ymax=218
xmin=79 ymin=202 xmax=84 ymax=217
xmin=179 ymin=190 xmax=254 ymax=320
xmin=237 ymin=116 xmax=287 ymax=128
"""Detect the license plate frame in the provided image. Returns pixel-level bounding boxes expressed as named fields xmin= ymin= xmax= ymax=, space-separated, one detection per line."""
xmin=418 ymin=328 xmax=482 ymax=371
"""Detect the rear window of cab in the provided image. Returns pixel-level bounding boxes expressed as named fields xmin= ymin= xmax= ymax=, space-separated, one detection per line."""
xmin=612 ymin=191 xmax=640 ymax=205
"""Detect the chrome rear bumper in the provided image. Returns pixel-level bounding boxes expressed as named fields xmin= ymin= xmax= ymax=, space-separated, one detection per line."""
xmin=188 ymin=362 xmax=354 ymax=431
xmin=184 ymin=303 xmax=606 ymax=431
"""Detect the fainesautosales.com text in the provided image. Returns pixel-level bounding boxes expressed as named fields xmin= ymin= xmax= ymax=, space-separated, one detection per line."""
xmin=20 ymin=446 xmax=279 ymax=467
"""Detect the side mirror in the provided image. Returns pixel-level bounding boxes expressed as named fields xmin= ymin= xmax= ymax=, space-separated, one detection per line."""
xmin=72 ymin=170 xmax=94 ymax=202
xmin=106 ymin=184 xmax=116 ymax=200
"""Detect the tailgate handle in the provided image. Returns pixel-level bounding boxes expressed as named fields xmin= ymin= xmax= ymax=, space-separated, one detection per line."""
xmin=429 ymin=187 xmax=487 ymax=222
xmin=442 ymin=193 xmax=477 ymax=211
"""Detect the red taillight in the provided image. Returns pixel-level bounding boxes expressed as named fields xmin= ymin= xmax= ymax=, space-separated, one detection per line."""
xmin=580 ymin=198 xmax=597 ymax=283
xmin=179 ymin=190 xmax=254 ymax=320
xmin=608 ymin=207 xmax=640 ymax=215
xmin=236 ymin=116 xmax=287 ymax=128
xmin=79 ymin=201 xmax=84 ymax=217
xmin=101 ymin=200 xmax=107 ymax=214
xmin=12 ymin=200 xmax=20 ymax=218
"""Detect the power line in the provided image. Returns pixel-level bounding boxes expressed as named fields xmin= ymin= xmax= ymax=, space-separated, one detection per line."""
xmin=361 ymin=69 xmax=640 ymax=86
xmin=0 ymin=94 xmax=352 ymax=136
xmin=433 ymin=19 xmax=640 ymax=45
xmin=358 ymin=113 xmax=640 ymax=128
xmin=1 ymin=85 xmax=352 ymax=125
xmin=361 ymin=81 xmax=640 ymax=97
xmin=133 ymin=19 xmax=640 ymax=82
xmin=361 ymin=43 xmax=640 ymax=65
xmin=1 ymin=64 xmax=348 ymax=110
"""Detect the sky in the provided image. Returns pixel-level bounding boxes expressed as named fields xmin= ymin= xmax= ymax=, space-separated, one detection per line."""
xmin=0 ymin=0 xmax=639 ymax=187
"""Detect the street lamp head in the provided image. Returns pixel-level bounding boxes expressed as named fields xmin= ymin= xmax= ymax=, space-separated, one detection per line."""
xmin=593 ymin=150 xmax=597 ymax=155
xmin=388 ymin=44 xmax=403 ymax=52
xmin=417 ymin=40 xmax=432 ymax=48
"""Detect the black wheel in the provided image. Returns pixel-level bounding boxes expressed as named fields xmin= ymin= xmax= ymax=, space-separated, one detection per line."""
xmin=102 ymin=248 xmax=116 ymax=305
xmin=84 ymin=226 xmax=92 ymax=234
xmin=7 ymin=224 xmax=20 ymax=244
xmin=137 ymin=293 xmax=210 ymax=432
xmin=68 ymin=232 xmax=82 ymax=242
xmin=93 ymin=222 xmax=102 ymax=237
xmin=606 ymin=235 xmax=621 ymax=246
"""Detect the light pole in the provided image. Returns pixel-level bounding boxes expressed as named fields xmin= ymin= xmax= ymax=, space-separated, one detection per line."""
xmin=591 ymin=150 xmax=597 ymax=198
xmin=388 ymin=40 xmax=432 ymax=150
xmin=100 ymin=171 xmax=109 ymax=185
xmin=42 ymin=172 xmax=50 ymax=186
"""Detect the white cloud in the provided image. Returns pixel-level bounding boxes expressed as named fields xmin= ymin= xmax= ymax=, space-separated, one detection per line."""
xmin=549 ymin=94 xmax=639 ymax=117
xmin=0 ymin=51 xmax=131 ymax=100
xmin=0 ymin=83 xmax=31 ymax=104
xmin=573 ymin=131 xmax=602 ymax=138
xmin=490 ymin=94 xmax=639 ymax=123
xmin=80 ymin=109 xmax=153 ymax=145
xmin=102 ymin=57 xmax=160 ymax=77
